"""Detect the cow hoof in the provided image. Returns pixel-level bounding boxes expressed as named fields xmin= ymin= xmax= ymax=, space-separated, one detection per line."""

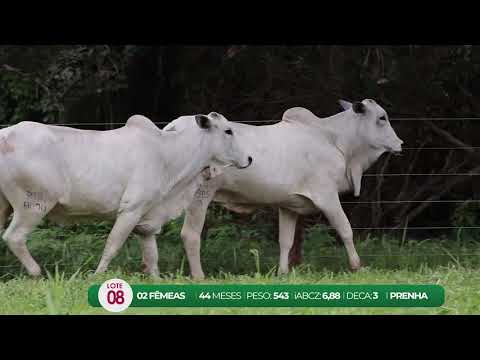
xmin=141 ymin=263 xmax=160 ymax=279
xmin=150 ymin=273 xmax=161 ymax=280
xmin=277 ymin=268 xmax=289 ymax=276
xmin=191 ymin=273 xmax=205 ymax=281
xmin=29 ymin=267 xmax=42 ymax=278
xmin=347 ymin=253 xmax=362 ymax=271
xmin=349 ymin=261 xmax=362 ymax=272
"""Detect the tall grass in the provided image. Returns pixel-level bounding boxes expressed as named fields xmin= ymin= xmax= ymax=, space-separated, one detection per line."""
xmin=0 ymin=205 xmax=479 ymax=279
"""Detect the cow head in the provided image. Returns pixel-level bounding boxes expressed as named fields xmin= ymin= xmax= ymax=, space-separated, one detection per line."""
xmin=339 ymin=99 xmax=403 ymax=154
xmin=194 ymin=112 xmax=253 ymax=169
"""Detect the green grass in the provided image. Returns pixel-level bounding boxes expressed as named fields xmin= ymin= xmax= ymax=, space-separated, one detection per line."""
xmin=0 ymin=206 xmax=480 ymax=314
xmin=1 ymin=211 xmax=480 ymax=279
xmin=0 ymin=266 xmax=479 ymax=315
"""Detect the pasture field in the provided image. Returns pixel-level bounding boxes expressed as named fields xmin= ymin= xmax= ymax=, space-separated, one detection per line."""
xmin=1 ymin=210 xmax=480 ymax=315
xmin=0 ymin=266 xmax=479 ymax=315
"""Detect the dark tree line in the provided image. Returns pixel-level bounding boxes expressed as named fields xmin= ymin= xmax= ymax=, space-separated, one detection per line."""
xmin=1 ymin=45 xmax=480 ymax=251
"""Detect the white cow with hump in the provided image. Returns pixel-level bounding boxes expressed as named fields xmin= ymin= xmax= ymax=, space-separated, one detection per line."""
xmin=0 ymin=112 xmax=252 ymax=277
xmin=165 ymin=99 xmax=404 ymax=279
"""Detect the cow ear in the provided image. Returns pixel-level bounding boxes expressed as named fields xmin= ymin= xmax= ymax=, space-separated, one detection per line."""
xmin=195 ymin=115 xmax=211 ymax=129
xmin=352 ymin=101 xmax=366 ymax=114
xmin=339 ymin=100 xmax=353 ymax=110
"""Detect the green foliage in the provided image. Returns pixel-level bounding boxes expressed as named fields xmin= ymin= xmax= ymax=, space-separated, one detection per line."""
xmin=451 ymin=201 xmax=480 ymax=242
xmin=0 ymin=69 xmax=41 ymax=124
xmin=0 ymin=45 xmax=135 ymax=124
xmin=40 ymin=46 xmax=132 ymax=119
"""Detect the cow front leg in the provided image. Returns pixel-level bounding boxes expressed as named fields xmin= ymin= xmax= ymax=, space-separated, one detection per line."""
xmin=278 ymin=207 xmax=298 ymax=275
xmin=138 ymin=233 xmax=159 ymax=278
xmin=311 ymin=193 xmax=361 ymax=271
xmin=95 ymin=210 xmax=142 ymax=274
xmin=181 ymin=180 xmax=218 ymax=280
xmin=181 ymin=204 xmax=209 ymax=280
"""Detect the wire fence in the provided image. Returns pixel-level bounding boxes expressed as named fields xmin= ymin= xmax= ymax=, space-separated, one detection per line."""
xmin=0 ymin=117 xmax=479 ymax=232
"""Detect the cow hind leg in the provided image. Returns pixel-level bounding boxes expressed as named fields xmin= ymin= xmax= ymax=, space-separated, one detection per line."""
xmin=2 ymin=209 xmax=46 ymax=277
xmin=288 ymin=216 xmax=305 ymax=268
xmin=278 ymin=208 xmax=298 ymax=275
xmin=311 ymin=193 xmax=361 ymax=271
xmin=137 ymin=232 xmax=160 ymax=278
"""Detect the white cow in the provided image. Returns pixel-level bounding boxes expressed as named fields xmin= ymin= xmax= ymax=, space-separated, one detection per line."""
xmin=164 ymin=99 xmax=403 ymax=279
xmin=0 ymin=112 xmax=252 ymax=277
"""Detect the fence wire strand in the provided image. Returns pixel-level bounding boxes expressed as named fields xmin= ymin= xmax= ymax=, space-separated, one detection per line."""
xmin=340 ymin=200 xmax=480 ymax=204
xmin=1 ymin=253 xmax=479 ymax=270
xmin=3 ymin=119 xmax=480 ymax=151
xmin=363 ymin=173 xmax=480 ymax=177
xmin=4 ymin=117 xmax=480 ymax=128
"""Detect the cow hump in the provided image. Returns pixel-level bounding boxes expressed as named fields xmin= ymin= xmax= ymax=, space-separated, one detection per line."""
xmin=281 ymin=107 xmax=318 ymax=125
xmin=125 ymin=115 xmax=160 ymax=132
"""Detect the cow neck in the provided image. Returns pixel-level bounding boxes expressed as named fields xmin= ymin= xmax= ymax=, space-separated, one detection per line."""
xmin=319 ymin=113 xmax=385 ymax=196
xmin=160 ymin=127 xmax=211 ymax=196
xmin=317 ymin=112 xmax=359 ymax=158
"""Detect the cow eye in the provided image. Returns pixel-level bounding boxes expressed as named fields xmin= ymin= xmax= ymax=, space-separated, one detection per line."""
xmin=225 ymin=129 xmax=233 ymax=135
xmin=379 ymin=115 xmax=387 ymax=121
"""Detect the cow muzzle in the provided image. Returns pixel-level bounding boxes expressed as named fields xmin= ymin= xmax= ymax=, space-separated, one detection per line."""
xmin=388 ymin=142 xmax=403 ymax=156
